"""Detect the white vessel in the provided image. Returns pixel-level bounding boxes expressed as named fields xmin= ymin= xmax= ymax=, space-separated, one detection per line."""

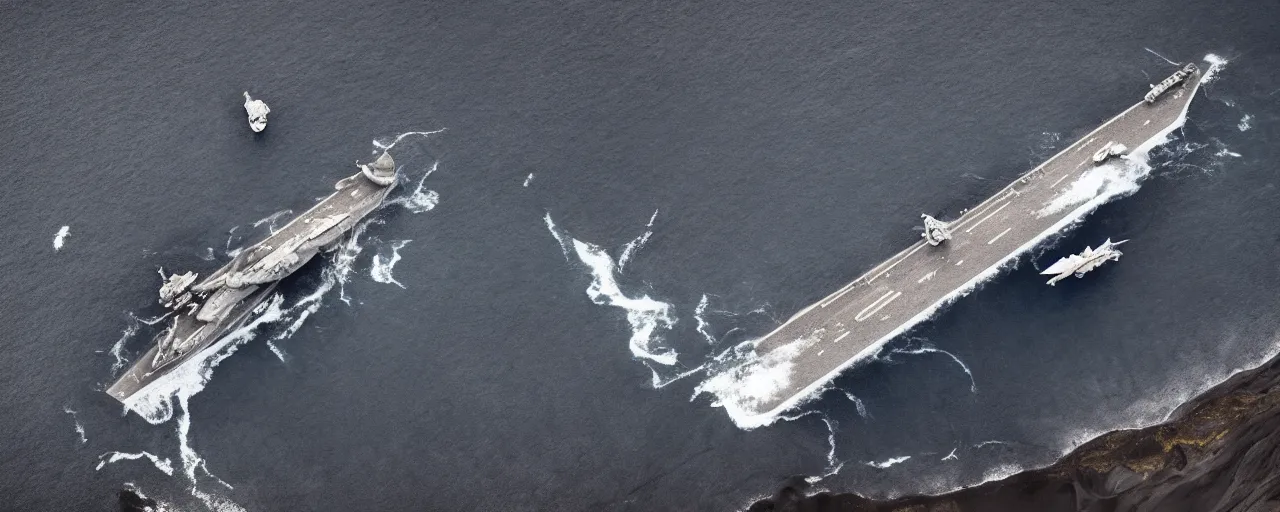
xmin=243 ymin=91 xmax=270 ymax=132
xmin=1040 ymin=239 xmax=1127 ymax=286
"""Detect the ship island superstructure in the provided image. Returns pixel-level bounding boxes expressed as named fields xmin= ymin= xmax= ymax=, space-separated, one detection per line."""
xmin=106 ymin=152 xmax=400 ymax=403
xmin=732 ymin=62 xmax=1206 ymax=426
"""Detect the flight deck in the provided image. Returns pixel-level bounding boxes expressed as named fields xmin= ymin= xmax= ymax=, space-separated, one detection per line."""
xmin=737 ymin=63 xmax=1206 ymax=424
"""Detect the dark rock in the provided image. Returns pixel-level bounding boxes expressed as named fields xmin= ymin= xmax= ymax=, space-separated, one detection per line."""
xmin=118 ymin=487 xmax=158 ymax=512
xmin=752 ymin=351 xmax=1280 ymax=512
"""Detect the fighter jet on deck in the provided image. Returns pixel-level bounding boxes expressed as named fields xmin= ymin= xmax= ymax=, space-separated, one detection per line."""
xmin=1040 ymin=239 xmax=1127 ymax=286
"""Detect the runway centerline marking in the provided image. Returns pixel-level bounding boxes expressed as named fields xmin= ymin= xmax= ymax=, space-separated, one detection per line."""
xmin=988 ymin=227 xmax=1013 ymax=245
xmin=856 ymin=291 xmax=902 ymax=322
xmin=964 ymin=202 xmax=1010 ymax=233
xmin=1050 ymin=172 xmax=1073 ymax=188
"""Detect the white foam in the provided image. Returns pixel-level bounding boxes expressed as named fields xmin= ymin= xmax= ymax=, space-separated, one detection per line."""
xmin=371 ymin=240 xmax=412 ymax=288
xmin=108 ymin=319 xmax=141 ymax=375
xmin=523 ymin=173 xmax=534 ymax=187
xmin=372 ymin=129 xmax=446 ymax=153
xmin=266 ymin=341 xmax=287 ymax=363
xmin=53 ymin=225 xmax=70 ymax=251
xmin=617 ymin=209 xmax=659 ymax=271
xmin=792 ymin=412 xmax=844 ymax=483
xmin=981 ymin=463 xmax=1023 ymax=483
xmin=841 ymin=391 xmax=870 ymax=419
xmin=103 ymin=133 xmax=443 ymax=510
xmin=865 ymin=456 xmax=910 ymax=469
xmin=385 ymin=162 xmax=440 ymax=214
xmin=1056 ymin=327 xmax=1280 ymax=462
xmin=1238 ymin=114 xmax=1252 ymax=132
xmin=694 ymin=295 xmax=716 ymax=344
xmin=546 ymin=212 xmax=692 ymax=386
xmin=1037 ymin=158 xmax=1146 ymax=218
xmin=64 ymin=407 xmax=87 ymax=444
xmin=543 ymin=212 xmax=575 ymax=261
xmin=96 ymin=451 xmax=174 ymax=476
xmin=571 ymin=238 xmax=678 ymax=366
xmin=693 ymin=333 xmax=821 ymax=422
xmin=120 ymin=484 xmax=175 ymax=512
xmin=888 ymin=343 xmax=977 ymax=393
xmin=1201 ymin=54 xmax=1229 ymax=85
xmin=702 ymin=54 xmax=1216 ymax=430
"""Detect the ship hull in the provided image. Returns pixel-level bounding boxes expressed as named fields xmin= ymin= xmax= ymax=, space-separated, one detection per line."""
xmin=106 ymin=282 xmax=280 ymax=402
xmin=106 ymin=167 xmax=398 ymax=404
xmin=733 ymin=66 xmax=1206 ymax=426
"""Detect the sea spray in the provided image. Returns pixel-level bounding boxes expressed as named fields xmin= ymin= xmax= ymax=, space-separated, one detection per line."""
xmin=100 ymin=132 xmax=445 ymax=508
xmin=695 ymin=54 xmax=1219 ymax=429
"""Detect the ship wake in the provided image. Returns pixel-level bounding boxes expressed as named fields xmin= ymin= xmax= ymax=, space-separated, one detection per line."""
xmin=696 ymin=54 xmax=1226 ymax=431
xmin=97 ymin=132 xmax=443 ymax=510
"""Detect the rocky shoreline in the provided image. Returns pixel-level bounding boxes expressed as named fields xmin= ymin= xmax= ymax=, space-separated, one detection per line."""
xmin=749 ymin=347 xmax=1280 ymax=512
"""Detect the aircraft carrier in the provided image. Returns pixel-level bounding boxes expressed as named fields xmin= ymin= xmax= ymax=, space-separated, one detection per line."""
xmin=736 ymin=62 xmax=1206 ymax=425
xmin=106 ymin=152 xmax=401 ymax=403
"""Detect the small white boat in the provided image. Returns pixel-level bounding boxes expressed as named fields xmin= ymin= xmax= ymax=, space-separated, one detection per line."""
xmin=243 ymin=91 xmax=270 ymax=132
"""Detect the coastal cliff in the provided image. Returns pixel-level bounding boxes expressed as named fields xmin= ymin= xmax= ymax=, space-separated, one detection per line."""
xmin=750 ymin=350 xmax=1280 ymax=512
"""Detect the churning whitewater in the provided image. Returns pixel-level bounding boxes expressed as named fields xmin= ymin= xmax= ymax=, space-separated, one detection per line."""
xmin=95 ymin=133 xmax=443 ymax=510
xmin=536 ymin=55 xmax=1245 ymax=497
xmin=698 ymin=54 xmax=1228 ymax=431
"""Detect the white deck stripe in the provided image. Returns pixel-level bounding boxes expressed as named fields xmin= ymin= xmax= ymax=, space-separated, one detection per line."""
xmin=821 ymin=281 xmax=861 ymax=307
xmin=987 ymin=227 xmax=1013 ymax=245
xmin=742 ymin=73 xmax=1206 ymax=426
xmin=856 ymin=291 xmax=902 ymax=322
xmin=1050 ymin=172 xmax=1073 ymax=188
xmin=867 ymin=243 xmax=928 ymax=283
xmin=747 ymin=88 xmax=1150 ymax=349
xmin=854 ymin=290 xmax=896 ymax=320
xmin=833 ymin=332 xmax=850 ymax=343
xmin=964 ymin=202 xmax=1010 ymax=233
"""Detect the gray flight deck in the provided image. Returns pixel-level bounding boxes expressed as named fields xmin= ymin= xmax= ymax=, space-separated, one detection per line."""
xmin=740 ymin=65 xmax=1205 ymax=423
xmin=107 ymin=153 xmax=400 ymax=403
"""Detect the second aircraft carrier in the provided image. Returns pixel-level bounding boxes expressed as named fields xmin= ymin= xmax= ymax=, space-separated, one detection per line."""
xmin=732 ymin=61 xmax=1206 ymax=426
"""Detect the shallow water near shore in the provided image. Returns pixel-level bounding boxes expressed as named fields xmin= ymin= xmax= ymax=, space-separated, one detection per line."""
xmin=3 ymin=1 xmax=1279 ymax=510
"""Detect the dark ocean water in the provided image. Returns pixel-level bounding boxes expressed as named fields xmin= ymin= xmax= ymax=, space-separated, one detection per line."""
xmin=2 ymin=1 xmax=1278 ymax=510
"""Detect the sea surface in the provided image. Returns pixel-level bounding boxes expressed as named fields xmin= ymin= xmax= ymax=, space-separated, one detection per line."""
xmin=2 ymin=1 xmax=1278 ymax=510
